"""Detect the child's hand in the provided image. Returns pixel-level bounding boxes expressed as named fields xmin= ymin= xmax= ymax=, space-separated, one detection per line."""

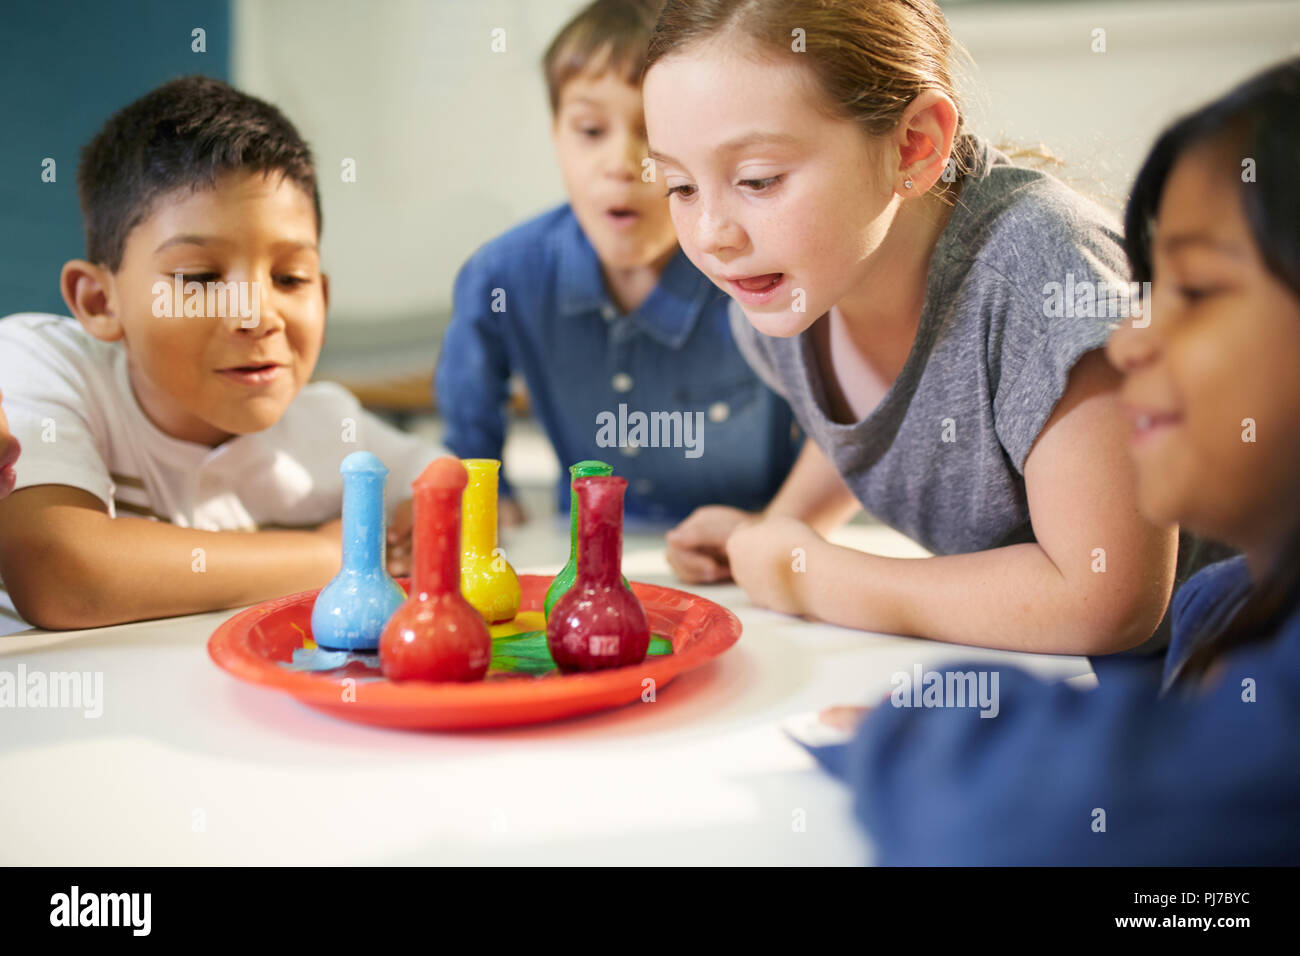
xmin=379 ymin=496 xmax=510 ymax=578
xmin=0 ymin=388 xmax=19 ymax=499
xmin=783 ymin=703 xmax=872 ymax=748
xmin=386 ymin=498 xmax=414 ymax=577
xmin=665 ymin=505 xmax=757 ymax=583
xmin=499 ymin=496 xmax=527 ymax=529
xmin=725 ymin=515 xmax=822 ymax=616
xmin=818 ymin=705 xmax=870 ymax=732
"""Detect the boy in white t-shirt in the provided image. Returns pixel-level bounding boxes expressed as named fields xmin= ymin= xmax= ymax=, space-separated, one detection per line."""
xmin=0 ymin=76 xmax=442 ymax=632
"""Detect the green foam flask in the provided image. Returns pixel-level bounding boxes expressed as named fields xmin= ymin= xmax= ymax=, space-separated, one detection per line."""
xmin=544 ymin=460 xmax=631 ymax=620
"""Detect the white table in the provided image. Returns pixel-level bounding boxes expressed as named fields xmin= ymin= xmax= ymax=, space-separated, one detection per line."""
xmin=0 ymin=502 xmax=1093 ymax=866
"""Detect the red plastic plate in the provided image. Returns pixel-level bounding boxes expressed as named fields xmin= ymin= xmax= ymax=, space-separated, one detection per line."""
xmin=208 ymin=574 xmax=741 ymax=729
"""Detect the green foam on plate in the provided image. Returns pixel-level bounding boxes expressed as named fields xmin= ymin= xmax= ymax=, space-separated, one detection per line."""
xmin=491 ymin=631 xmax=672 ymax=676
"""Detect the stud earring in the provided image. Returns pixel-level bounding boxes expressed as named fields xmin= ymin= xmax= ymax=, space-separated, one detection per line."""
xmin=903 ymin=178 xmax=914 ymax=190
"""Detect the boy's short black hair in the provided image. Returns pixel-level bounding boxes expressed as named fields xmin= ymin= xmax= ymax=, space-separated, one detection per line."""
xmin=543 ymin=0 xmax=665 ymax=113
xmin=77 ymin=75 xmax=321 ymax=271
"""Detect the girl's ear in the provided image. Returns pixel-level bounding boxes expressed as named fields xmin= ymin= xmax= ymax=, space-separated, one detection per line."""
xmin=894 ymin=90 xmax=960 ymax=196
xmin=60 ymin=259 xmax=124 ymax=342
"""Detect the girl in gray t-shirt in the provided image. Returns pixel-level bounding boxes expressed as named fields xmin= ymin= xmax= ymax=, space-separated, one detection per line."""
xmin=643 ymin=0 xmax=1184 ymax=652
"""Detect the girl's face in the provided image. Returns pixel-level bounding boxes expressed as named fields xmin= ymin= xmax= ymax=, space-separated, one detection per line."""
xmin=643 ymin=38 xmax=896 ymax=337
xmin=1107 ymin=138 xmax=1300 ymax=561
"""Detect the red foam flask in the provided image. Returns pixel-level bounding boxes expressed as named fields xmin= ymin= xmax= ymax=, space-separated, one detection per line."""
xmin=546 ymin=475 xmax=650 ymax=672
xmin=380 ymin=457 xmax=492 ymax=682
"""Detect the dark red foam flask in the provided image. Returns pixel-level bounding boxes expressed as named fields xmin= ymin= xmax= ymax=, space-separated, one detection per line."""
xmin=546 ymin=476 xmax=650 ymax=672
xmin=380 ymin=457 xmax=491 ymax=682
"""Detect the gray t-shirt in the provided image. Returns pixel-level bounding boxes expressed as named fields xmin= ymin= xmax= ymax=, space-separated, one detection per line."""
xmin=731 ymin=136 xmax=1126 ymax=556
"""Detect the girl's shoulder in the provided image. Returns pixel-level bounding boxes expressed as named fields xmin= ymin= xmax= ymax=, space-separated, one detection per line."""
xmin=940 ymin=136 xmax=1127 ymax=290
xmin=925 ymin=139 xmax=1139 ymax=471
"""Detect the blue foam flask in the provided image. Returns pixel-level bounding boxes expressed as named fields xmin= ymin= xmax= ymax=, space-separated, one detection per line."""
xmin=311 ymin=451 xmax=407 ymax=651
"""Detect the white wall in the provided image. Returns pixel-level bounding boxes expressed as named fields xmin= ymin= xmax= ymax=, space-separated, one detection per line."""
xmin=946 ymin=0 xmax=1300 ymax=212
xmin=234 ymin=0 xmax=583 ymax=332
xmin=234 ymin=0 xmax=1300 ymax=336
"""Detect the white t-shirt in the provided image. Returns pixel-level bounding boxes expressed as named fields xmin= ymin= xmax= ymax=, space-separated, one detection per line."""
xmin=0 ymin=313 xmax=445 ymax=633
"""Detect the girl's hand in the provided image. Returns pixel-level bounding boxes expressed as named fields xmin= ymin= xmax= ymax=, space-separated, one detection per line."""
xmin=725 ymin=515 xmax=822 ymax=616
xmin=386 ymin=498 xmax=414 ymax=577
xmin=665 ymin=505 xmax=757 ymax=583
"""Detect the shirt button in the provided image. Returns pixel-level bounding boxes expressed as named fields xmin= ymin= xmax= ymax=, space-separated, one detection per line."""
xmin=708 ymin=401 xmax=730 ymax=423
xmin=621 ymin=442 xmax=639 ymax=457
xmin=634 ymin=478 xmax=653 ymax=495
xmin=601 ymin=303 xmax=618 ymax=321
xmin=611 ymin=372 xmax=634 ymax=393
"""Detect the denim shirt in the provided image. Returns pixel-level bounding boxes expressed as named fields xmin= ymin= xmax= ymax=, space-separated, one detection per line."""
xmin=435 ymin=203 xmax=802 ymax=523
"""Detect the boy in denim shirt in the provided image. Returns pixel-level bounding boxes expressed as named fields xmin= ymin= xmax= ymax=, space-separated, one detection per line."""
xmin=436 ymin=0 xmax=800 ymax=526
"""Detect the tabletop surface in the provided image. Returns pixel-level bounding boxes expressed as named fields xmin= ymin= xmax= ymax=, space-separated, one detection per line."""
xmin=0 ymin=512 xmax=1093 ymax=866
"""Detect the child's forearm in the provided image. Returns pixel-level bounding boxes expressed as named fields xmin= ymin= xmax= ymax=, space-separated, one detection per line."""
xmin=1 ymin=489 xmax=340 ymax=630
xmin=797 ymin=537 xmax=1172 ymax=654
xmin=763 ymin=439 xmax=861 ymax=534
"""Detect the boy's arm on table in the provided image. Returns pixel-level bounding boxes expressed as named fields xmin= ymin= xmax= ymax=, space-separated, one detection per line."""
xmin=435 ymin=258 xmax=521 ymax=510
xmin=0 ymin=484 xmax=340 ymax=630
xmin=728 ymin=351 xmax=1179 ymax=653
xmin=666 ymin=438 xmax=861 ymax=583
xmin=831 ymin=649 xmax=1300 ymax=864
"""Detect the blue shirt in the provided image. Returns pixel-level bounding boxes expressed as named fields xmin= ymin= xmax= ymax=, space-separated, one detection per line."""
xmin=803 ymin=556 xmax=1300 ymax=864
xmin=436 ymin=204 xmax=801 ymax=522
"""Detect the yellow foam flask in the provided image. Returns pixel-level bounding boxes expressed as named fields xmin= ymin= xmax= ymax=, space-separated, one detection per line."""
xmin=459 ymin=458 xmax=521 ymax=624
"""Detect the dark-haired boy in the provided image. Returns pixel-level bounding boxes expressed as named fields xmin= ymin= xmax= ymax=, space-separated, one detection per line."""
xmin=436 ymin=0 xmax=800 ymax=531
xmin=0 ymin=76 xmax=441 ymax=632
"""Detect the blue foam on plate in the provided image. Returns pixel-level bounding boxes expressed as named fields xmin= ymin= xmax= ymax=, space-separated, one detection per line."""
xmin=283 ymin=646 xmax=382 ymax=674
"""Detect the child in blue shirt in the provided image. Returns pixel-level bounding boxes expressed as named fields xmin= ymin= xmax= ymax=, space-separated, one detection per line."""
xmin=435 ymin=0 xmax=800 ymax=526
xmin=798 ymin=59 xmax=1300 ymax=865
